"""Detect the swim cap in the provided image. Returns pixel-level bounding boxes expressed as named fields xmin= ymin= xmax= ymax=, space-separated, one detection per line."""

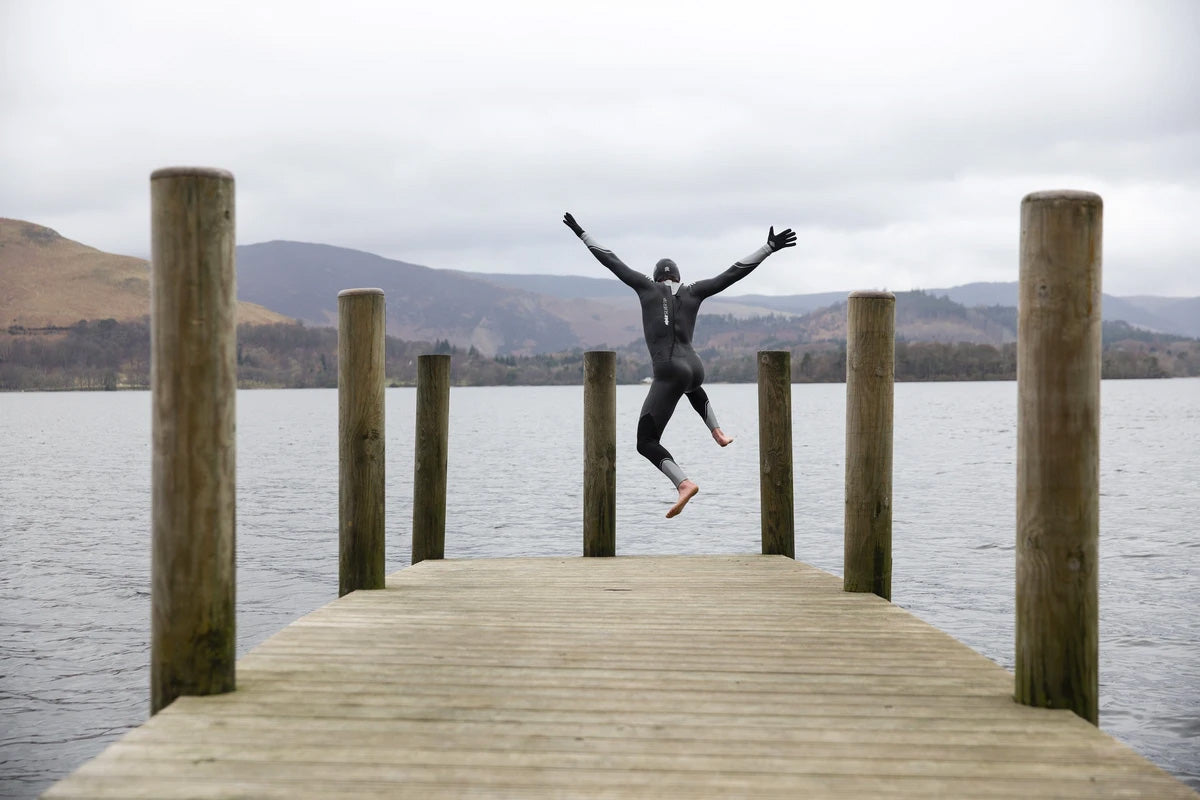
xmin=653 ymin=258 xmax=680 ymax=283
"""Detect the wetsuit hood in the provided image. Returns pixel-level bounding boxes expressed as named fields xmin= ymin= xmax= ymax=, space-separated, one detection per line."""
xmin=653 ymin=258 xmax=680 ymax=283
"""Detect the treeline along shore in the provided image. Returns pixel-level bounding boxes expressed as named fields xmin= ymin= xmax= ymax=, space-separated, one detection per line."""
xmin=1 ymin=316 xmax=1197 ymax=391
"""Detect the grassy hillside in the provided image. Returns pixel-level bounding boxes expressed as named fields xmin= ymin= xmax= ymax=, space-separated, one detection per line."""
xmin=0 ymin=218 xmax=290 ymax=327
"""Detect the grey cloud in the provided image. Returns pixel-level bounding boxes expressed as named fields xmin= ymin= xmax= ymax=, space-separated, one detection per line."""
xmin=2 ymin=0 xmax=1197 ymax=295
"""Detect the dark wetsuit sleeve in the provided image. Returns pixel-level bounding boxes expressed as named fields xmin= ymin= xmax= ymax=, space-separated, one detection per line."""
xmin=689 ymin=243 xmax=775 ymax=300
xmin=580 ymin=233 xmax=653 ymax=291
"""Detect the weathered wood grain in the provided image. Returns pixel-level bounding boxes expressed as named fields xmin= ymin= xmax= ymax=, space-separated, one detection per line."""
xmin=583 ymin=350 xmax=616 ymax=556
xmin=757 ymin=352 xmax=794 ymax=557
xmin=45 ymin=556 xmax=1196 ymax=799
xmin=1017 ymin=190 xmax=1103 ymax=724
xmin=844 ymin=291 xmax=895 ymax=599
xmin=337 ymin=288 xmax=386 ymax=596
xmin=149 ymin=166 xmax=237 ymax=714
xmin=412 ymin=354 xmax=450 ymax=564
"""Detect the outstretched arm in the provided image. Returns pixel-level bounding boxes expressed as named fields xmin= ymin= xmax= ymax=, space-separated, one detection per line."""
xmin=563 ymin=212 xmax=652 ymax=291
xmin=690 ymin=226 xmax=797 ymax=299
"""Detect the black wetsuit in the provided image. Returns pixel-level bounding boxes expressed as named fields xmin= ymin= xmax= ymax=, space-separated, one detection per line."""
xmin=579 ymin=232 xmax=777 ymax=487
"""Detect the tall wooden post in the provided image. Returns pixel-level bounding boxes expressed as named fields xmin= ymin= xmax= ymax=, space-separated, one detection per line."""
xmin=844 ymin=291 xmax=895 ymax=599
xmin=338 ymin=288 xmax=386 ymax=596
xmin=758 ymin=350 xmax=794 ymax=558
xmin=412 ymin=354 xmax=450 ymax=565
xmin=583 ymin=350 xmax=616 ymax=557
xmin=150 ymin=167 xmax=237 ymax=714
xmin=1016 ymin=190 xmax=1102 ymax=724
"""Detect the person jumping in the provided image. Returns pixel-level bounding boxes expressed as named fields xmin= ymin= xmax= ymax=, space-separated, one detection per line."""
xmin=563 ymin=212 xmax=797 ymax=517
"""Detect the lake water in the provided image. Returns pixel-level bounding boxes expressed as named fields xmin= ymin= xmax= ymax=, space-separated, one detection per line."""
xmin=1 ymin=379 xmax=1198 ymax=797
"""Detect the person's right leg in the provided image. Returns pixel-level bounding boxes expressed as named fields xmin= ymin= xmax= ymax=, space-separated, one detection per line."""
xmin=685 ymin=387 xmax=733 ymax=447
xmin=636 ymin=366 xmax=699 ymax=517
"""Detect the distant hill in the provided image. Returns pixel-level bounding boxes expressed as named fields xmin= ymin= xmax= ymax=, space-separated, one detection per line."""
xmin=0 ymin=218 xmax=290 ymax=327
xmin=5 ymin=222 xmax=1197 ymax=389
xmin=729 ymin=283 xmax=1199 ymax=339
xmin=474 ymin=273 xmax=1199 ymax=338
xmin=464 ymin=271 xmax=832 ymax=315
xmin=228 ymin=240 xmax=1200 ymax=354
xmin=236 ymin=241 xmax=645 ymax=356
xmin=459 ymin=271 xmax=629 ymax=300
xmin=469 ymin=271 xmax=805 ymax=320
xmin=6 ymin=219 xmax=1195 ymax=358
xmin=921 ymin=282 xmax=1199 ymax=338
xmin=1120 ymin=295 xmax=1200 ymax=337
xmin=707 ymin=291 xmax=853 ymax=317
xmin=686 ymin=291 xmax=1018 ymax=352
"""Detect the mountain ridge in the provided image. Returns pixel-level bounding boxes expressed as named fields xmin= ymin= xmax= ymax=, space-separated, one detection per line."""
xmin=0 ymin=218 xmax=290 ymax=327
xmin=235 ymin=239 xmax=1200 ymax=350
xmin=467 ymin=273 xmax=1199 ymax=338
xmin=235 ymin=240 xmax=643 ymax=356
xmin=4 ymin=220 xmax=1196 ymax=358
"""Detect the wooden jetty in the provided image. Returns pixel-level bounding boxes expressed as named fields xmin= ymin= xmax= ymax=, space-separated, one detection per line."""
xmin=42 ymin=175 xmax=1195 ymax=796
xmin=45 ymin=555 xmax=1195 ymax=798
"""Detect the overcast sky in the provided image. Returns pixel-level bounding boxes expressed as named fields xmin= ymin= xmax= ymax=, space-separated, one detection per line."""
xmin=2 ymin=1 xmax=1198 ymax=297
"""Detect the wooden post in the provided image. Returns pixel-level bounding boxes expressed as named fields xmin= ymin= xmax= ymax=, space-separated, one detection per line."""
xmin=758 ymin=350 xmax=794 ymax=558
xmin=150 ymin=167 xmax=237 ymax=714
xmin=1016 ymin=190 xmax=1102 ymax=724
xmin=583 ymin=350 xmax=616 ymax=557
xmin=412 ymin=354 xmax=450 ymax=565
xmin=844 ymin=291 xmax=895 ymax=599
xmin=338 ymin=288 xmax=386 ymax=596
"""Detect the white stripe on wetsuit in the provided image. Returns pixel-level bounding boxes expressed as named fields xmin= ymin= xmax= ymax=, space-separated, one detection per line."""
xmin=735 ymin=243 xmax=773 ymax=269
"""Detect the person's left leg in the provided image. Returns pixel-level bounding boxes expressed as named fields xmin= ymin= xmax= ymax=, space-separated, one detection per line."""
xmin=636 ymin=377 xmax=684 ymax=481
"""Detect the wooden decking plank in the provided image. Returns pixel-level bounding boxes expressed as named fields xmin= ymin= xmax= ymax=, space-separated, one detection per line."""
xmin=128 ymin=712 xmax=1093 ymax=744
xmin=43 ymin=554 xmax=1197 ymax=799
xmin=98 ymin=728 xmax=1159 ymax=770
xmin=44 ymin=774 xmax=1183 ymax=800
xmin=156 ymin=700 xmax=1094 ymax=730
xmin=118 ymin=720 xmax=1122 ymax=757
xmin=56 ymin=758 xmax=1192 ymax=799
xmin=79 ymin=742 xmax=1173 ymax=782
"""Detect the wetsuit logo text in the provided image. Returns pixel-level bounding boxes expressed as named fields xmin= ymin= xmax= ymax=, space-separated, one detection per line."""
xmin=662 ymin=298 xmax=669 ymax=326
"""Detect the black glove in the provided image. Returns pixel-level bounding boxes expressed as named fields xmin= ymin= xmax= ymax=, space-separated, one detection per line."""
xmin=563 ymin=212 xmax=584 ymax=238
xmin=767 ymin=226 xmax=796 ymax=251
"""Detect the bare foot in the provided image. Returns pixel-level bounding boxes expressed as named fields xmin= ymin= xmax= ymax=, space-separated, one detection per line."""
xmin=666 ymin=480 xmax=699 ymax=518
xmin=713 ymin=428 xmax=733 ymax=447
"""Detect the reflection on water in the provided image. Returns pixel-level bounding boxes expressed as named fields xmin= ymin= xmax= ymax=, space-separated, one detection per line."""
xmin=1 ymin=379 xmax=1197 ymax=796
